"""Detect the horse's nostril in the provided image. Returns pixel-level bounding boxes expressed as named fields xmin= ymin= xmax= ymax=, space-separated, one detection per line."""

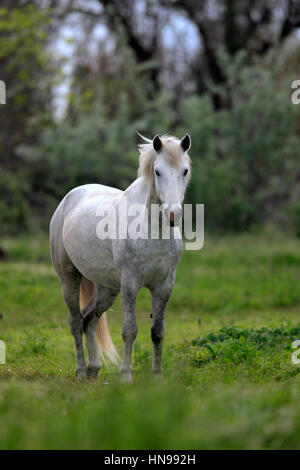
xmin=170 ymin=211 xmax=174 ymax=223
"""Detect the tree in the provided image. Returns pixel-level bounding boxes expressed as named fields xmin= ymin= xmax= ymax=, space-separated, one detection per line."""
xmin=0 ymin=2 xmax=56 ymax=233
xmin=163 ymin=0 xmax=300 ymax=109
xmin=0 ymin=2 xmax=54 ymax=169
xmin=97 ymin=0 xmax=165 ymax=91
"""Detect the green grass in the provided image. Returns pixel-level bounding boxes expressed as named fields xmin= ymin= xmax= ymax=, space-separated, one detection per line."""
xmin=0 ymin=232 xmax=300 ymax=449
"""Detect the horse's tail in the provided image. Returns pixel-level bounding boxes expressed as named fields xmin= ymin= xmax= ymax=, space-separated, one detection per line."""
xmin=80 ymin=277 xmax=120 ymax=366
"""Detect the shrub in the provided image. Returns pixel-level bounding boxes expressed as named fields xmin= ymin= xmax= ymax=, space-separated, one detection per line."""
xmin=182 ymin=54 xmax=300 ymax=231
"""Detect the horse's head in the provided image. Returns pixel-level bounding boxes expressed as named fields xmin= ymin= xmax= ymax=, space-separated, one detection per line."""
xmin=150 ymin=134 xmax=191 ymax=227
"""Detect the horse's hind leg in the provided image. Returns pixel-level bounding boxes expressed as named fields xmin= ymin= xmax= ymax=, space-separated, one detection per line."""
xmin=82 ymin=285 xmax=118 ymax=378
xmin=62 ymin=271 xmax=87 ymax=379
xmin=51 ymin=240 xmax=87 ymax=378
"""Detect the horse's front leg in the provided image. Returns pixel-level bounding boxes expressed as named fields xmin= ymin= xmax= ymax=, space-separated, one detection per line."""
xmin=150 ymin=276 xmax=174 ymax=378
xmin=120 ymin=273 xmax=140 ymax=382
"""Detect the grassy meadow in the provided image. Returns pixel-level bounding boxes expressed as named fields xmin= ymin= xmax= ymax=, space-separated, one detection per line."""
xmin=0 ymin=231 xmax=300 ymax=449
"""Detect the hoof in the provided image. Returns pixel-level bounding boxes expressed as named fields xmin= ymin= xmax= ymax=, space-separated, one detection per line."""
xmin=120 ymin=372 xmax=133 ymax=383
xmin=87 ymin=366 xmax=101 ymax=379
xmin=120 ymin=364 xmax=133 ymax=383
xmin=75 ymin=367 xmax=88 ymax=380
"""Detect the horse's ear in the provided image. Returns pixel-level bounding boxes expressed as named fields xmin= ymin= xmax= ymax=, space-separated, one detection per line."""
xmin=180 ymin=133 xmax=191 ymax=152
xmin=153 ymin=134 xmax=162 ymax=152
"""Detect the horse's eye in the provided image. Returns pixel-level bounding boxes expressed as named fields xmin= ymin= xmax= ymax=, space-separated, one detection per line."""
xmin=183 ymin=169 xmax=188 ymax=176
xmin=155 ymin=169 xmax=161 ymax=177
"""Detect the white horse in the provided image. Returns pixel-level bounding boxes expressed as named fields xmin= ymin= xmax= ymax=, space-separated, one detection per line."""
xmin=50 ymin=134 xmax=191 ymax=381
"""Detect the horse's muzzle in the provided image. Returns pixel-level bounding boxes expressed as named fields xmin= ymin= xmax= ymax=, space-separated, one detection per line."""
xmin=165 ymin=205 xmax=182 ymax=227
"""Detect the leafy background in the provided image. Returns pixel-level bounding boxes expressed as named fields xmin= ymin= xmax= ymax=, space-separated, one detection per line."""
xmin=1 ymin=1 xmax=300 ymax=236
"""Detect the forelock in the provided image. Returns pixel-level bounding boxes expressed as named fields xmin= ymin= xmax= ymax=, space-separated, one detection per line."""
xmin=138 ymin=135 xmax=191 ymax=185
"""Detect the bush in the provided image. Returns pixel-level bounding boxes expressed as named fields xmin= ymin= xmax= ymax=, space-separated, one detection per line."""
xmin=291 ymin=202 xmax=300 ymax=237
xmin=182 ymin=54 xmax=300 ymax=231
xmin=12 ymin=51 xmax=300 ymax=234
xmin=0 ymin=170 xmax=28 ymax=235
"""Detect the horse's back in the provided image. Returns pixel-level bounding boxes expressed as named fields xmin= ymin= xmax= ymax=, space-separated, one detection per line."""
xmin=64 ymin=184 xmax=122 ymax=215
xmin=51 ymin=184 xmax=122 ymax=228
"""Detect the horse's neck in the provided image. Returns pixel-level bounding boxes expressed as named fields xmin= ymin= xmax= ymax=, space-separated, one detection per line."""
xmin=123 ymin=177 xmax=176 ymax=240
xmin=123 ymin=177 xmax=157 ymax=228
xmin=123 ymin=176 xmax=154 ymax=207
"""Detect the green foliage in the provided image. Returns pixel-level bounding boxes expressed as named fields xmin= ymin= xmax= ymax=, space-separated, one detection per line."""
xmin=190 ymin=325 xmax=300 ymax=369
xmin=23 ymin=52 xmax=299 ymax=234
xmin=193 ymin=325 xmax=300 ymax=350
xmin=2 ymin=26 xmax=300 ymax=234
xmin=1 ymin=236 xmax=50 ymax=263
xmin=0 ymin=170 xmax=29 ymax=234
xmin=21 ymin=91 xmax=174 ymax=210
xmin=291 ymin=201 xmax=300 ymax=237
xmin=1 ymin=7 xmax=300 ymax=236
xmin=182 ymin=55 xmax=300 ymax=231
xmin=0 ymin=4 xmax=55 ymax=235
xmin=0 ymin=6 xmax=49 ymax=80
xmin=39 ymin=96 xmax=142 ymax=193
